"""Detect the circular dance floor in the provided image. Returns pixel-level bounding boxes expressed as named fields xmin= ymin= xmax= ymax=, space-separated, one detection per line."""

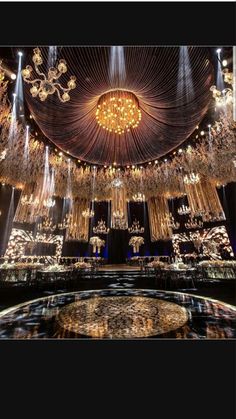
xmin=0 ymin=289 xmax=235 ymax=339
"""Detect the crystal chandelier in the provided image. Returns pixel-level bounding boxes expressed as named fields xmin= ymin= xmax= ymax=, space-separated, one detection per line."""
xmin=22 ymin=48 xmax=76 ymax=102
xmin=128 ymin=219 xmax=144 ymax=234
xmin=21 ymin=194 xmax=40 ymax=207
xmin=167 ymin=213 xmax=180 ymax=230
xmin=58 ymin=213 xmax=70 ymax=230
xmin=43 ymin=197 xmax=56 ymax=208
xmin=132 ymin=193 xmax=145 ymax=202
xmin=222 ymin=68 xmax=233 ymax=86
xmin=177 ymin=204 xmax=191 ymax=215
xmin=96 ymin=89 xmax=142 ymax=134
xmin=82 ymin=208 xmax=94 ymax=218
xmin=185 ymin=216 xmax=203 ymax=229
xmin=111 ymin=178 xmax=123 ymax=188
xmin=93 ymin=219 xmax=110 ymax=235
xmin=37 ymin=217 xmax=57 ymax=232
xmin=210 ymin=85 xmax=233 ymax=107
xmin=112 ymin=210 xmax=128 ymax=230
xmin=183 ymin=173 xmax=200 ymax=185
xmin=202 ymin=211 xmax=225 ymax=222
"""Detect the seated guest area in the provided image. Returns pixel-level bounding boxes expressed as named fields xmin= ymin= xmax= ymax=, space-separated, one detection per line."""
xmin=0 ymin=46 xmax=235 ymax=339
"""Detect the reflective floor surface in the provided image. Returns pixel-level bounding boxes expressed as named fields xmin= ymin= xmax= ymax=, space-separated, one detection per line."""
xmin=0 ymin=288 xmax=235 ymax=339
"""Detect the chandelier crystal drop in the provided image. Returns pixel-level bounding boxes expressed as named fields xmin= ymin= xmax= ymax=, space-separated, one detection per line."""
xmin=132 ymin=193 xmax=145 ymax=202
xmin=43 ymin=197 xmax=56 ymax=208
xmin=21 ymin=194 xmax=40 ymax=207
xmin=167 ymin=213 xmax=180 ymax=230
xmin=128 ymin=219 xmax=144 ymax=234
xmin=96 ymin=89 xmax=141 ymax=134
xmin=177 ymin=204 xmax=191 ymax=216
xmin=183 ymin=173 xmax=200 ymax=185
xmin=185 ymin=216 xmax=203 ymax=229
xmin=37 ymin=217 xmax=57 ymax=232
xmin=93 ymin=219 xmax=110 ymax=235
xmin=82 ymin=208 xmax=94 ymax=218
xmin=22 ymin=48 xmax=76 ymax=102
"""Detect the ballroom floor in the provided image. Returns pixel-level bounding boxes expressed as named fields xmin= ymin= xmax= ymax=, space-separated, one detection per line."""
xmin=0 ymin=288 xmax=235 ymax=339
xmin=0 ymin=268 xmax=235 ymax=339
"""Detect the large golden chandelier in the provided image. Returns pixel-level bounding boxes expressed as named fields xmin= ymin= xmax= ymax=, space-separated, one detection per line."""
xmin=96 ymin=89 xmax=141 ymax=134
xmin=22 ymin=48 xmax=76 ymax=102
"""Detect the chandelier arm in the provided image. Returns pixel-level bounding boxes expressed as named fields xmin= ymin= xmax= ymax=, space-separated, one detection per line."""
xmin=53 ymin=82 xmax=71 ymax=93
xmin=55 ymin=87 xmax=64 ymax=102
xmin=53 ymin=70 xmax=63 ymax=81
xmin=34 ymin=64 xmax=47 ymax=80
xmin=23 ymin=78 xmax=43 ymax=85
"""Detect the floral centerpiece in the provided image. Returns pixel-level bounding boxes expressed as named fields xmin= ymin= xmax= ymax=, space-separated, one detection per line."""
xmin=74 ymin=261 xmax=91 ymax=269
xmin=129 ymin=236 xmax=144 ymax=253
xmin=169 ymin=262 xmax=188 ymax=270
xmin=89 ymin=236 xmax=105 ymax=254
xmin=42 ymin=264 xmax=65 ymax=272
xmin=147 ymin=261 xmax=166 ymax=269
xmin=199 ymin=260 xmax=236 ymax=268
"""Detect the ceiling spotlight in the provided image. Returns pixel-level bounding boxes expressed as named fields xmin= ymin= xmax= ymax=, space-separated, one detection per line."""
xmin=178 ymin=149 xmax=183 ymax=154
xmin=155 ymin=160 xmax=158 ymax=164
xmin=148 ymin=162 xmax=152 ymax=165
xmin=11 ymin=73 xmax=16 ymax=80
xmin=216 ymin=48 xmax=221 ymax=54
xmin=222 ymin=59 xmax=227 ymax=67
xmin=200 ymin=131 xmax=205 ymax=136
xmin=29 ymin=115 xmax=33 ymax=119
xmin=12 ymin=93 xmax=16 ymax=98
xmin=26 ymin=125 xmax=29 ymax=129
xmin=208 ymin=124 xmax=211 ymax=128
xmin=18 ymin=51 xmax=23 ymax=57
xmin=164 ymin=159 xmax=167 ymax=162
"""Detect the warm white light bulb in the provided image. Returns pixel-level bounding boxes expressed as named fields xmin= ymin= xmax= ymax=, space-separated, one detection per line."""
xmin=11 ymin=73 xmax=16 ymax=80
xmin=216 ymin=48 xmax=221 ymax=54
xmin=222 ymin=59 xmax=227 ymax=67
xmin=18 ymin=51 xmax=23 ymax=57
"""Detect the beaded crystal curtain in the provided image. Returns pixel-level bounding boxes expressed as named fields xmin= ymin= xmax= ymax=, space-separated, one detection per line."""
xmin=111 ymin=186 xmax=128 ymax=228
xmin=24 ymin=47 xmax=213 ymax=165
xmin=147 ymin=196 xmax=172 ymax=241
xmin=184 ymin=178 xmax=225 ymax=219
xmin=65 ymin=198 xmax=90 ymax=242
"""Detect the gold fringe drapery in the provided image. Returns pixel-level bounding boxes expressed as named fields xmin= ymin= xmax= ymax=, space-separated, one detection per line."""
xmin=13 ymin=176 xmax=52 ymax=224
xmin=147 ymin=196 xmax=172 ymax=241
xmin=111 ymin=186 xmax=128 ymax=229
xmin=184 ymin=178 xmax=225 ymax=219
xmin=65 ymin=198 xmax=90 ymax=242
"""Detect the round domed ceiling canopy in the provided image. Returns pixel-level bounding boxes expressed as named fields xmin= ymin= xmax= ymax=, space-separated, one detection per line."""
xmin=24 ymin=46 xmax=214 ymax=166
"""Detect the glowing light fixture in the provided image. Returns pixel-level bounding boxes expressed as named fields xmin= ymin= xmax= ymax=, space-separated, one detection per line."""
xmin=22 ymin=47 xmax=76 ymax=102
xmin=96 ymin=89 xmax=141 ymax=134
